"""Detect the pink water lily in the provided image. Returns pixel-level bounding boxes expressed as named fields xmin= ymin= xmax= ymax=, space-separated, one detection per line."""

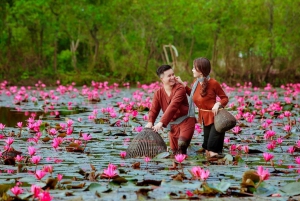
xmin=38 ymin=191 xmax=53 ymax=201
xmin=82 ymin=133 xmax=92 ymax=141
xmin=200 ymin=169 xmax=210 ymax=181
xmin=103 ymin=164 xmax=118 ymax=179
xmin=120 ymin=151 xmax=126 ymax=159
xmin=257 ymin=166 xmax=270 ymax=181
xmin=31 ymin=156 xmax=42 ymax=165
xmin=175 ymin=154 xmax=186 ymax=163
xmin=35 ymin=170 xmax=47 ymax=180
xmin=5 ymin=137 xmax=14 ymax=146
xmin=263 ymin=152 xmax=274 ymax=162
xmin=10 ymin=186 xmax=24 ymax=196
xmin=28 ymin=146 xmax=36 ymax=156
xmin=191 ymin=166 xmax=202 ymax=179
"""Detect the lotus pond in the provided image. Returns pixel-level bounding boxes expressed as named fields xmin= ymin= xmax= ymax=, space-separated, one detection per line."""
xmin=0 ymin=80 xmax=300 ymax=201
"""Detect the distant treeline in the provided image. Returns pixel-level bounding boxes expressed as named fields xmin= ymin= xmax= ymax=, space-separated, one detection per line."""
xmin=0 ymin=0 xmax=299 ymax=86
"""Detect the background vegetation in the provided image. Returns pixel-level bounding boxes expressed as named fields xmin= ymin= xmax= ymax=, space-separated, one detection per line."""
xmin=0 ymin=0 xmax=299 ymax=86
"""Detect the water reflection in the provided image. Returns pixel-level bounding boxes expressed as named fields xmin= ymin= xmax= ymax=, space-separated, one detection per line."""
xmin=0 ymin=107 xmax=44 ymax=127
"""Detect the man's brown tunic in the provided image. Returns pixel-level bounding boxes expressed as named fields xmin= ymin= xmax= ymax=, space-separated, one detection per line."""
xmin=148 ymin=83 xmax=196 ymax=152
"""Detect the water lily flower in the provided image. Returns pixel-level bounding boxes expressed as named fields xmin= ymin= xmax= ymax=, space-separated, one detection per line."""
xmin=264 ymin=130 xmax=276 ymax=140
xmin=15 ymin=155 xmax=23 ymax=162
xmin=186 ymin=190 xmax=194 ymax=197
xmin=266 ymin=142 xmax=276 ymax=151
xmin=31 ymin=156 xmax=42 ymax=165
xmin=82 ymin=133 xmax=92 ymax=141
xmin=38 ymin=191 xmax=53 ymax=201
xmin=0 ymin=123 xmax=6 ymax=130
xmin=288 ymin=146 xmax=295 ymax=155
xmin=283 ymin=111 xmax=292 ymax=117
xmin=31 ymin=185 xmax=42 ymax=198
xmin=224 ymin=137 xmax=230 ymax=144
xmin=57 ymin=174 xmax=63 ymax=181
xmin=175 ymin=154 xmax=186 ymax=163
xmin=49 ymin=128 xmax=57 ymax=136
xmin=134 ymin=126 xmax=143 ymax=132
xmin=263 ymin=152 xmax=274 ymax=162
xmin=232 ymin=126 xmax=241 ymax=134
xmin=257 ymin=166 xmax=270 ymax=181
xmin=66 ymin=119 xmax=73 ymax=127
xmin=276 ymin=138 xmax=283 ymax=144
xmin=5 ymin=137 xmax=14 ymax=146
xmin=295 ymin=157 xmax=300 ymax=165
xmin=297 ymin=140 xmax=300 ymax=148
xmin=142 ymin=156 xmax=150 ymax=163
xmin=42 ymin=165 xmax=53 ymax=174
xmin=35 ymin=170 xmax=47 ymax=180
xmin=283 ymin=125 xmax=291 ymax=133
xmin=143 ymin=115 xmax=149 ymax=121
xmin=120 ymin=151 xmax=127 ymax=159
xmin=191 ymin=166 xmax=202 ymax=179
xmin=103 ymin=164 xmax=118 ymax=179
xmin=200 ymin=169 xmax=210 ymax=181
xmin=17 ymin=122 xmax=23 ymax=128
xmin=10 ymin=186 xmax=24 ymax=196
xmin=28 ymin=146 xmax=36 ymax=156
xmin=242 ymin=145 xmax=249 ymax=154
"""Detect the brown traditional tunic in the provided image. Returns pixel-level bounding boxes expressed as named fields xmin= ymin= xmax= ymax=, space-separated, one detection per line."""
xmin=185 ymin=78 xmax=228 ymax=126
xmin=148 ymin=83 xmax=196 ymax=152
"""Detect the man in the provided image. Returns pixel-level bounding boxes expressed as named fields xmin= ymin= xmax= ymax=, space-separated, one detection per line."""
xmin=145 ymin=65 xmax=196 ymax=154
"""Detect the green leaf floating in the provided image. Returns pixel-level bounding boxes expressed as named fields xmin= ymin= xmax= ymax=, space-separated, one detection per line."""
xmin=280 ymin=182 xmax=300 ymax=196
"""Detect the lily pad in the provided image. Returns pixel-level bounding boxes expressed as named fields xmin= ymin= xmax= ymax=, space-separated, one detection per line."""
xmin=280 ymin=182 xmax=300 ymax=196
xmin=209 ymin=180 xmax=231 ymax=194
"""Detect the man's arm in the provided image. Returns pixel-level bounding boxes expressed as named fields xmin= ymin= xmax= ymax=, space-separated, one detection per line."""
xmin=146 ymin=91 xmax=161 ymax=128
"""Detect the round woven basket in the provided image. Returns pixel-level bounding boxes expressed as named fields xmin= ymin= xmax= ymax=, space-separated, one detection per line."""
xmin=214 ymin=109 xmax=236 ymax=133
xmin=126 ymin=128 xmax=167 ymax=158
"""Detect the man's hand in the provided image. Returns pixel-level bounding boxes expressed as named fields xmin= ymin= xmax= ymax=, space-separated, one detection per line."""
xmin=212 ymin=102 xmax=221 ymax=116
xmin=152 ymin=122 xmax=163 ymax=132
xmin=145 ymin=122 xmax=153 ymax=128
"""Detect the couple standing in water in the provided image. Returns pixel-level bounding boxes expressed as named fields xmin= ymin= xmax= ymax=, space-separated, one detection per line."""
xmin=145 ymin=57 xmax=229 ymax=159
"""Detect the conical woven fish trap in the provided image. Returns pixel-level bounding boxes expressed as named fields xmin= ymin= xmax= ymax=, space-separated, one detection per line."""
xmin=214 ymin=109 xmax=236 ymax=133
xmin=126 ymin=128 xmax=167 ymax=158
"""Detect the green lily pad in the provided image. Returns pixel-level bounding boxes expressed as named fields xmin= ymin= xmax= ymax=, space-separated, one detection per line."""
xmin=280 ymin=182 xmax=300 ymax=196
xmin=209 ymin=180 xmax=231 ymax=194
xmin=254 ymin=182 xmax=278 ymax=197
xmin=87 ymin=183 xmax=112 ymax=193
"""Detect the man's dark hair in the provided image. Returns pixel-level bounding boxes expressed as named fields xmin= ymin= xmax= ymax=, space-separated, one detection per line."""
xmin=156 ymin=65 xmax=172 ymax=77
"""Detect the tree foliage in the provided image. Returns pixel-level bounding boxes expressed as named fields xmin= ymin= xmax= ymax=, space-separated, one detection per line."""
xmin=0 ymin=0 xmax=299 ymax=86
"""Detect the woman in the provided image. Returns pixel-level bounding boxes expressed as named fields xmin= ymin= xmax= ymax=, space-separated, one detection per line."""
xmin=176 ymin=57 xmax=228 ymax=159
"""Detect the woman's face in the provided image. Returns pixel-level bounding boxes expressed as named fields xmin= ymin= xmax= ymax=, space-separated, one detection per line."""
xmin=192 ymin=65 xmax=203 ymax=78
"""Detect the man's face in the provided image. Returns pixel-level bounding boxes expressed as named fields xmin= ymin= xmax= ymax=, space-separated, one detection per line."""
xmin=160 ymin=69 xmax=175 ymax=86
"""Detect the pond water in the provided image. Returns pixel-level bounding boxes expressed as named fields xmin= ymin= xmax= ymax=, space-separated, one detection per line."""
xmin=0 ymin=82 xmax=299 ymax=200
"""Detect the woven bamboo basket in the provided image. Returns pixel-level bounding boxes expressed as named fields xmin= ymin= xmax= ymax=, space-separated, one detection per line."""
xmin=126 ymin=128 xmax=167 ymax=158
xmin=214 ymin=109 xmax=237 ymax=133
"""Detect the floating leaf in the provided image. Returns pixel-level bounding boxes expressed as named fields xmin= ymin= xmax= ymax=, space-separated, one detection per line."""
xmin=87 ymin=183 xmax=111 ymax=193
xmin=153 ymin=152 xmax=170 ymax=159
xmin=254 ymin=182 xmax=278 ymax=197
xmin=280 ymin=182 xmax=300 ymax=196
xmin=209 ymin=180 xmax=231 ymax=193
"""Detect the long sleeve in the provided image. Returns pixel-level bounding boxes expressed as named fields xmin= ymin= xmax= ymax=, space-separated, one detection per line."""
xmin=185 ymin=85 xmax=192 ymax=96
xmin=215 ymin=82 xmax=228 ymax=107
xmin=160 ymin=86 xmax=186 ymax=127
xmin=148 ymin=91 xmax=161 ymax=124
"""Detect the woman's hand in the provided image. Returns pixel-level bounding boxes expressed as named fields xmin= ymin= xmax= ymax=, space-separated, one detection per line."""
xmin=212 ymin=102 xmax=221 ymax=116
xmin=152 ymin=122 xmax=163 ymax=132
xmin=175 ymin=76 xmax=186 ymax=87
xmin=145 ymin=122 xmax=153 ymax=128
